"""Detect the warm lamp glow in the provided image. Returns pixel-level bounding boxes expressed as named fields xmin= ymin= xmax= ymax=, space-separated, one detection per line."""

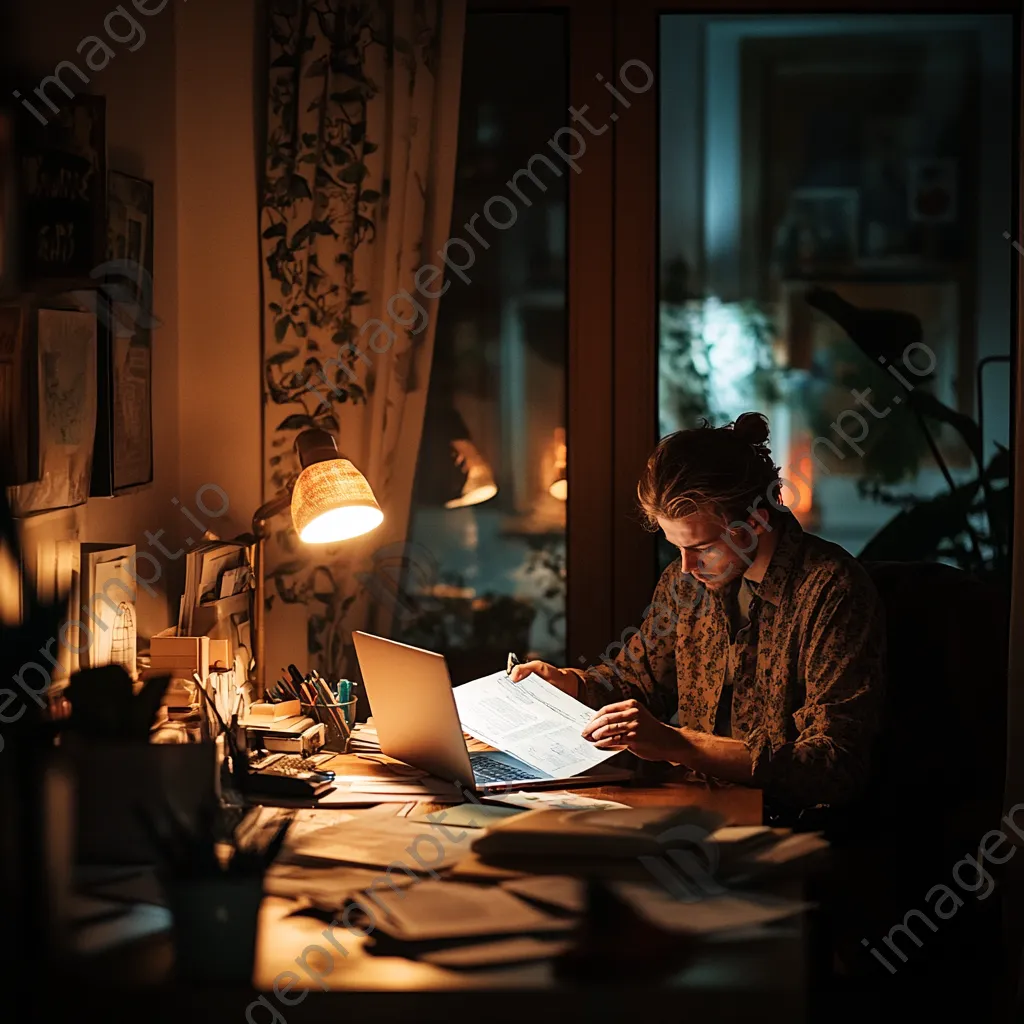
xmin=548 ymin=476 xmax=567 ymax=501
xmin=291 ymin=458 xmax=383 ymax=543
xmin=444 ymin=439 xmax=497 ymax=509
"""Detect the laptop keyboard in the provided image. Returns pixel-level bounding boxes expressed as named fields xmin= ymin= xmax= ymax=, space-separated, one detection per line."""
xmin=472 ymin=755 xmax=539 ymax=785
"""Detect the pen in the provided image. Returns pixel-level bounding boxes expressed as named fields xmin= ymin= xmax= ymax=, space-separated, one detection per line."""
xmin=506 ymin=652 xmax=521 ymax=676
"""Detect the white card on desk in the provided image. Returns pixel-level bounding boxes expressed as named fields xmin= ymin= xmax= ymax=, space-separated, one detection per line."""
xmin=453 ymin=670 xmax=616 ymax=778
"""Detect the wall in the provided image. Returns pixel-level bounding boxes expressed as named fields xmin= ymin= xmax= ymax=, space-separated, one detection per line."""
xmin=6 ymin=0 xmax=182 ymax=645
xmin=175 ymin=0 xmax=262 ymax=544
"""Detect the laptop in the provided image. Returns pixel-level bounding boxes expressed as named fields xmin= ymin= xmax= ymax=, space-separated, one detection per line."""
xmin=352 ymin=631 xmax=630 ymax=793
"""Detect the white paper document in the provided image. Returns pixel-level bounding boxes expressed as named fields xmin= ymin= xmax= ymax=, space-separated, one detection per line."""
xmin=454 ymin=670 xmax=616 ymax=777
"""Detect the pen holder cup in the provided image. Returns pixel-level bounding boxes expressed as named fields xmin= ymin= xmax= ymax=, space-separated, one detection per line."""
xmin=301 ymin=699 xmax=356 ymax=754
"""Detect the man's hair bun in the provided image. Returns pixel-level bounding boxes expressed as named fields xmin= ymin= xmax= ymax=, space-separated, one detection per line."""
xmin=733 ymin=411 xmax=770 ymax=448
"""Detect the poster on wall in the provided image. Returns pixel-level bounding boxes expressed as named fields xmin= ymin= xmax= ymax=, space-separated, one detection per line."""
xmin=91 ymin=171 xmax=154 ymax=495
xmin=16 ymin=95 xmax=106 ymax=290
xmin=8 ymin=306 xmax=97 ymax=516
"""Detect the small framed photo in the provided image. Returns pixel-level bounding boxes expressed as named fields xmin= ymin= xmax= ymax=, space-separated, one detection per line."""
xmin=91 ymin=171 xmax=155 ymax=496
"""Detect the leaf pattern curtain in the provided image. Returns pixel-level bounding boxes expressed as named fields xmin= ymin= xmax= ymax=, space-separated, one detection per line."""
xmin=260 ymin=0 xmax=465 ymax=677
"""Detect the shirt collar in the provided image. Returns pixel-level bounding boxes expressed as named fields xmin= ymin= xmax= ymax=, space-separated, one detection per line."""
xmin=749 ymin=511 xmax=804 ymax=607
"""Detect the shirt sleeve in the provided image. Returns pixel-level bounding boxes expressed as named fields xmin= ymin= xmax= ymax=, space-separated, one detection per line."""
xmin=747 ymin=565 xmax=885 ymax=808
xmin=572 ymin=565 xmax=680 ymax=719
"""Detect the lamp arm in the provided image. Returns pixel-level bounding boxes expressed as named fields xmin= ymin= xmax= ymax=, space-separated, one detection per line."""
xmin=252 ymin=489 xmax=294 ymax=539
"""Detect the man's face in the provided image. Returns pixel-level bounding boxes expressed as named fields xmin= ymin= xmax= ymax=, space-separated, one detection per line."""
xmin=657 ymin=511 xmax=760 ymax=589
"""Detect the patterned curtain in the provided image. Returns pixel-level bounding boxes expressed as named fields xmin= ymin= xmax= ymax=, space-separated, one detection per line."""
xmin=260 ymin=0 xmax=465 ymax=678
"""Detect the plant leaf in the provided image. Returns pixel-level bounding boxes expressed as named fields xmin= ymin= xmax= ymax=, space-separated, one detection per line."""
xmin=271 ymin=560 xmax=307 ymax=576
xmin=266 ymin=348 xmax=299 ymax=366
xmin=276 ymin=413 xmax=316 ymax=430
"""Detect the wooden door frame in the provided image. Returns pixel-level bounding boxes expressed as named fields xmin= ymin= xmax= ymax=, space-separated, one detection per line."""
xmin=468 ymin=1 xmax=617 ymax=667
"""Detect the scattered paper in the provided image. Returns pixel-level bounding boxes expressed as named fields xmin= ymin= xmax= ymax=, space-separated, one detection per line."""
xmin=454 ymin=671 xmax=617 ymax=778
xmin=709 ymin=826 xmax=775 ymax=844
xmin=283 ymin=815 xmax=479 ymax=871
xmin=611 ymin=881 xmax=813 ymax=934
xmin=264 ymin=863 xmax=417 ymax=909
xmin=407 ymin=802 xmax=526 ymax=828
xmin=318 ymin=790 xmax=463 ymax=807
xmin=484 ymin=790 xmax=630 ymax=811
xmin=501 ymin=875 xmax=586 ymax=913
xmin=367 ymin=880 xmax=575 ymax=941
xmin=420 ymin=936 xmax=573 ymax=968
xmin=751 ymin=832 xmax=829 ymax=865
xmin=326 ymin=776 xmax=462 ymax=797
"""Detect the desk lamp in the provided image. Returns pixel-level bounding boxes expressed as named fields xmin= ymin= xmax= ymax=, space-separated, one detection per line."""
xmin=250 ymin=428 xmax=383 ymax=695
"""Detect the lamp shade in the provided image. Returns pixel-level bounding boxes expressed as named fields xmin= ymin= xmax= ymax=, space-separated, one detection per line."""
xmin=291 ymin=458 xmax=383 ymax=544
xmin=444 ymin=438 xmax=498 ymax=509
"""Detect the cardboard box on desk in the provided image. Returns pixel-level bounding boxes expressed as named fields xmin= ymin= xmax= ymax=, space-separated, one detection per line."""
xmin=149 ymin=635 xmax=209 ymax=679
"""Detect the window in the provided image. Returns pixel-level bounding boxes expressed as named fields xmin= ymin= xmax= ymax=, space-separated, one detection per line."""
xmin=392 ymin=11 xmax=568 ymax=683
xmin=658 ymin=13 xmax=1015 ymax=576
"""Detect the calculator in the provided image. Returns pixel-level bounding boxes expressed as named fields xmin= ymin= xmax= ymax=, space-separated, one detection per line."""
xmin=249 ymin=751 xmax=335 ymax=777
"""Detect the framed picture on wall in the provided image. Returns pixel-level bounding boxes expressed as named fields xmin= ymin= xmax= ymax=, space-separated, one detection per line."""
xmin=0 ymin=302 xmax=32 ymax=485
xmin=16 ymin=95 xmax=106 ymax=291
xmin=7 ymin=305 xmax=97 ymax=517
xmin=91 ymin=171 xmax=155 ymax=495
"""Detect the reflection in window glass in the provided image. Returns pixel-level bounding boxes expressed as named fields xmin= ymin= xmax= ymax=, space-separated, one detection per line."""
xmin=659 ymin=14 xmax=1014 ymax=579
xmin=392 ymin=12 xmax=567 ymax=683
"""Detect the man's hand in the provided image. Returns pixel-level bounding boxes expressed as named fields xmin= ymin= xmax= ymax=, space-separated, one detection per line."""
xmin=581 ymin=698 xmax=684 ymax=762
xmin=509 ymin=660 xmax=581 ymax=698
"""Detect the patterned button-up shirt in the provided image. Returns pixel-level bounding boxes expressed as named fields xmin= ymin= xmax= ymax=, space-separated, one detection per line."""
xmin=578 ymin=512 xmax=886 ymax=809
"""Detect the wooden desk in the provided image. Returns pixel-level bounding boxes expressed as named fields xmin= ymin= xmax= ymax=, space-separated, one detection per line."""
xmin=52 ymin=769 xmax=807 ymax=1021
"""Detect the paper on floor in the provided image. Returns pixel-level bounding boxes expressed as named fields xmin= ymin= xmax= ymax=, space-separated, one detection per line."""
xmin=454 ymin=670 xmax=617 ymax=777
xmin=366 ymin=880 xmax=576 ymax=941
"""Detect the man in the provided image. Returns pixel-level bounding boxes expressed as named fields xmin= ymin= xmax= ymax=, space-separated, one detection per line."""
xmin=512 ymin=412 xmax=886 ymax=811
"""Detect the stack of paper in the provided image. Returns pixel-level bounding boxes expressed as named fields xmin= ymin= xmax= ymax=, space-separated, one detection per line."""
xmin=470 ymin=805 xmax=724 ymax=859
xmin=359 ymin=880 xmax=575 ymax=942
xmin=348 ymin=722 xmax=381 ymax=753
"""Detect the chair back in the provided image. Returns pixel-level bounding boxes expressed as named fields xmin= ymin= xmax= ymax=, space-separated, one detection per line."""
xmin=860 ymin=560 xmax=1008 ymax=847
